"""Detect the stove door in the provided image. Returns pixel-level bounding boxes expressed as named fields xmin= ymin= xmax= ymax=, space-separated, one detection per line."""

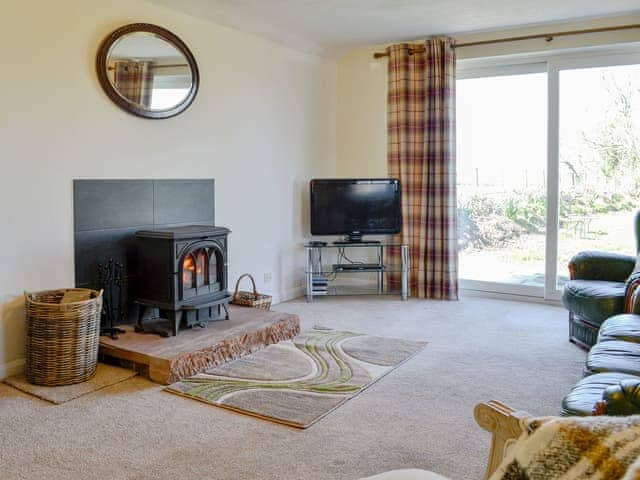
xmin=180 ymin=246 xmax=222 ymax=300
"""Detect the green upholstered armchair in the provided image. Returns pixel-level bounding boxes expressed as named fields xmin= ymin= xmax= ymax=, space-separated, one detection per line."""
xmin=562 ymin=211 xmax=640 ymax=349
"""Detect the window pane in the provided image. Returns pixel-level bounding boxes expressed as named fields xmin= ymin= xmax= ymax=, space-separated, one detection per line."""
xmin=457 ymin=72 xmax=548 ymax=287
xmin=557 ymin=64 xmax=640 ymax=288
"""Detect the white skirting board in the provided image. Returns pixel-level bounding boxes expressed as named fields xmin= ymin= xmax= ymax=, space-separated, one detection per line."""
xmin=275 ymin=285 xmax=305 ymax=305
xmin=0 ymin=358 xmax=25 ymax=379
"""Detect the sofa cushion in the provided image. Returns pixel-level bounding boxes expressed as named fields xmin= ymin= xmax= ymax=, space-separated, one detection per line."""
xmin=585 ymin=340 xmax=640 ymax=376
xmin=598 ymin=314 xmax=640 ymax=343
xmin=561 ymin=372 xmax=640 ymax=416
xmin=562 ymin=280 xmax=626 ymax=326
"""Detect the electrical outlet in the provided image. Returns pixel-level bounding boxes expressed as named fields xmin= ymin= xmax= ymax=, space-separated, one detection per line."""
xmin=263 ymin=272 xmax=272 ymax=284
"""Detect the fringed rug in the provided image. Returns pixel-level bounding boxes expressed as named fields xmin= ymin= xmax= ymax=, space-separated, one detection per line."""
xmin=165 ymin=327 xmax=426 ymax=428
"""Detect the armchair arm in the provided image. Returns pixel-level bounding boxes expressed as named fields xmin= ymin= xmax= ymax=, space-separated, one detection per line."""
xmin=568 ymin=251 xmax=636 ymax=282
xmin=474 ymin=401 xmax=531 ymax=480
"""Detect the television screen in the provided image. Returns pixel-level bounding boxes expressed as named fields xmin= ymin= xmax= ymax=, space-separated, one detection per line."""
xmin=310 ymin=178 xmax=401 ymax=238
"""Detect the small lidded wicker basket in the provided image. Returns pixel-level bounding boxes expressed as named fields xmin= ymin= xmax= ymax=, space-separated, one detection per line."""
xmin=231 ymin=274 xmax=272 ymax=310
xmin=24 ymin=288 xmax=103 ymax=386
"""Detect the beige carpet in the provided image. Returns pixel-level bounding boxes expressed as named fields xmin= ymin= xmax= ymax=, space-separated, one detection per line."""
xmin=167 ymin=328 xmax=426 ymax=428
xmin=0 ymin=296 xmax=585 ymax=480
xmin=4 ymin=363 xmax=137 ymax=404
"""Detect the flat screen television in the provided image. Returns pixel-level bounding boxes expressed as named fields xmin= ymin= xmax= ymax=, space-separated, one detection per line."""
xmin=310 ymin=178 xmax=402 ymax=242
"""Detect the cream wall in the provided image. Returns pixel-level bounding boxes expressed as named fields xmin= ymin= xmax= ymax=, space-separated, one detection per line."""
xmin=336 ymin=14 xmax=640 ymax=178
xmin=0 ymin=0 xmax=337 ymax=375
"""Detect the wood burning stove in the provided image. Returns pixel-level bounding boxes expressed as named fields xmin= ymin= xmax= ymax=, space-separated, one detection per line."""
xmin=135 ymin=225 xmax=232 ymax=336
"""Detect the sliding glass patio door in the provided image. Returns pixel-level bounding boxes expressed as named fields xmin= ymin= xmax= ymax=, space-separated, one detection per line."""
xmin=554 ymin=62 xmax=640 ymax=292
xmin=457 ymin=50 xmax=640 ymax=299
xmin=457 ymin=67 xmax=548 ymax=296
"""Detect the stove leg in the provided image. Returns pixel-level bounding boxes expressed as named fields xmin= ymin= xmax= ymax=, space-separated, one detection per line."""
xmin=169 ymin=310 xmax=183 ymax=336
xmin=222 ymin=303 xmax=229 ymax=320
xmin=135 ymin=306 xmax=154 ymax=333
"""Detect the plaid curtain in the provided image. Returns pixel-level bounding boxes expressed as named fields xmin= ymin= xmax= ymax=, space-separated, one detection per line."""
xmin=113 ymin=61 xmax=154 ymax=107
xmin=386 ymin=38 xmax=458 ymax=300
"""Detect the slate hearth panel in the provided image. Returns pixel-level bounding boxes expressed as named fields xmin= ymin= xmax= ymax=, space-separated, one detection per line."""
xmin=74 ymin=180 xmax=154 ymax=231
xmin=73 ymin=179 xmax=215 ymax=325
xmin=154 ymin=180 xmax=215 ymax=225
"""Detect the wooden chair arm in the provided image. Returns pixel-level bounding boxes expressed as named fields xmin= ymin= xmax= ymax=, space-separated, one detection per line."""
xmin=474 ymin=401 xmax=531 ymax=480
xmin=625 ymin=276 xmax=640 ymax=313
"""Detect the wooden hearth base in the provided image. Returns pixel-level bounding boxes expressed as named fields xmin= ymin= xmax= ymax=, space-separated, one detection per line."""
xmin=98 ymin=306 xmax=300 ymax=384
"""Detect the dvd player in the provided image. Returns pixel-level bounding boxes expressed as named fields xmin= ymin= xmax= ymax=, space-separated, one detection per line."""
xmin=332 ymin=263 xmax=384 ymax=271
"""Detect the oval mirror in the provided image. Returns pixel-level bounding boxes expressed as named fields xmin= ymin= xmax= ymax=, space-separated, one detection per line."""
xmin=96 ymin=24 xmax=199 ymax=119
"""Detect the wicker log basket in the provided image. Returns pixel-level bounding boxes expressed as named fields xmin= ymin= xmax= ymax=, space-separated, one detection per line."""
xmin=24 ymin=288 xmax=103 ymax=386
xmin=231 ymin=274 xmax=272 ymax=310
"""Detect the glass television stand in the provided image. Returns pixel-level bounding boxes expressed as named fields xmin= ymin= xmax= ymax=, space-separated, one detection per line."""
xmin=304 ymin=242 xmax=409 ymax=302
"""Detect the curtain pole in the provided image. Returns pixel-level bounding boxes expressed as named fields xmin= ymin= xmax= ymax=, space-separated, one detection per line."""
xmin=372 ymin=23 xmax=640 ymax=58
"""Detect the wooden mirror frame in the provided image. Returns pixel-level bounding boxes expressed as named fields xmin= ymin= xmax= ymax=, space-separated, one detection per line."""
xmin=96 ymin=23 xmax=199 ymax=119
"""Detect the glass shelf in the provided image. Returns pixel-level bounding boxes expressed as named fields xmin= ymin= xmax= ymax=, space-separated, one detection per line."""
xmin=305 ymin=266 xmax=406 ymax=274
xmin=311 ymin=285 xmax=403 ymax=296
xmin=304 ymin=242 xmax=405 ymax=248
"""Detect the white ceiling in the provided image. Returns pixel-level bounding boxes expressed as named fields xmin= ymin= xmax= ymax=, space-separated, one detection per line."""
xmin=149 ymin=0 xmax=640 ymax=56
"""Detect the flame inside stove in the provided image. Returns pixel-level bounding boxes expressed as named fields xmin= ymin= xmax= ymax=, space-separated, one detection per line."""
xmin=183 ymin=250 xmax=207 ymax=288
xmin=183 ymin=256 xmax=195 ymax=285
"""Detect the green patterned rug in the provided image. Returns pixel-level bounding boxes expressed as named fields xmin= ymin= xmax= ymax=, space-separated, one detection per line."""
xmin=165 ymin=327 xmax=427 ymax=428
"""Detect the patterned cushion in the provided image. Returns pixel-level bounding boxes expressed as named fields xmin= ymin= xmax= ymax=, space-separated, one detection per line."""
xmin=490 ymin=415 xmax=640 ymax=480
xmin=598 ymin=314 xmax=640 ymax=343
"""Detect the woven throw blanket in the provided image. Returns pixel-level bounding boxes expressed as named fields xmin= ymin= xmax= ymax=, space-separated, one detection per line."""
xmin=490 ymin=415 xmax=640 ymax=480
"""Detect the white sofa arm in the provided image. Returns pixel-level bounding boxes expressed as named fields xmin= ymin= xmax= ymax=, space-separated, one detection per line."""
xmin=359 ymin=469 xmax=449 ymax=480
